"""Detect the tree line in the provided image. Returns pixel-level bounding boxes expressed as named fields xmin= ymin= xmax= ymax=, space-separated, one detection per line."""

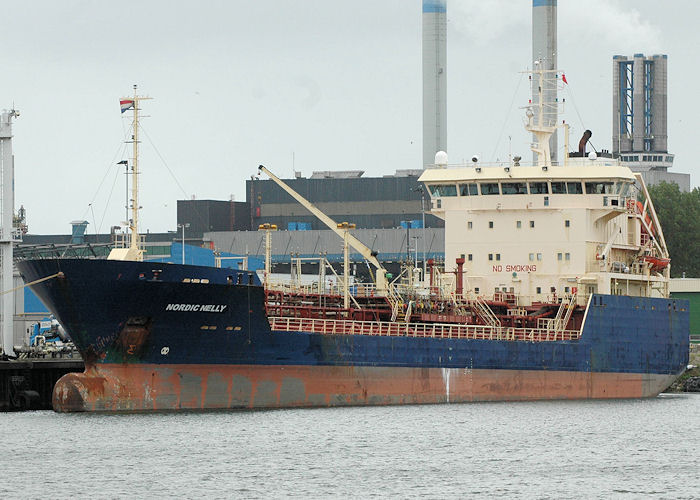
xmin=647 ymin=182 xmax=700 ymax=278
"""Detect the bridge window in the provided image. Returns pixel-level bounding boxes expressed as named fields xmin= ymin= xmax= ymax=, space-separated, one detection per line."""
xmin=501 ymin=182 xmax=527 ymax=194
xmin=480 ymin=183 xmax=500 ymax=195
xmin=566 ymin=182 xmax=583 ymax=194
xmin=551 ymin=182 xmax=566 ymax=194
xmin=529 ymin=182 xmax=549 ymax=194
xmin=616 ymin=182 xmax=631 ymax=197
xmin=585 ymin=182 xmax=614 ymax=194
xmin=459 ymin=183 xmax=479 ymax=196
xmin=428 ymin=184 xmax=457 ymax=197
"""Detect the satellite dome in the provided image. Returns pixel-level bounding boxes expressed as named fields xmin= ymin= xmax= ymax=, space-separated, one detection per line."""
xmin=434 ymin=151 xmax=448 ymax=166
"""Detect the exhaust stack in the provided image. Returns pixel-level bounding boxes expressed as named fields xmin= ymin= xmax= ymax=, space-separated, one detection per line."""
xmin=532 ymin=0 xmax=558 ymax=164
xmin=422 ymin=0 xmax=447 ymax=168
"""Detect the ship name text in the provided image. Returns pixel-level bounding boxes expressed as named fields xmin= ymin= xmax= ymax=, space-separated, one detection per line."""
xmin=165 ymin=303 xmax=228 ymax=313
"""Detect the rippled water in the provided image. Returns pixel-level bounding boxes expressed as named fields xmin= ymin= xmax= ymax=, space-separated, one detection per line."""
xmin=3 ymin=395 xmax=699 ymax=499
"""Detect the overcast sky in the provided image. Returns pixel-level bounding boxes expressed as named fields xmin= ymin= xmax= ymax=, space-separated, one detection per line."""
xmin=3 ymin=0 xmax=698 ymax=235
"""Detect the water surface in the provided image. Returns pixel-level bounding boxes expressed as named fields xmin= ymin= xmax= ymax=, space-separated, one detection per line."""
xmin=3 ymin=395 xmax=699 ymax=499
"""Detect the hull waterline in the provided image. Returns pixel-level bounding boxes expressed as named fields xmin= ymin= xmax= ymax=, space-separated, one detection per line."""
xmin=53 ymin=364 xmax=681 ymax=412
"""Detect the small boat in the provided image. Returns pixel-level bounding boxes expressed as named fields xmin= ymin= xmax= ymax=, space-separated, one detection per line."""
xmin=642 ymin=255 xmax=671 ymax=271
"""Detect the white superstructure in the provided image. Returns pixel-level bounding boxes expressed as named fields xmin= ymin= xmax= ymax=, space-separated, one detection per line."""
xmin=419 ymin=68 xmax=671 ymax=306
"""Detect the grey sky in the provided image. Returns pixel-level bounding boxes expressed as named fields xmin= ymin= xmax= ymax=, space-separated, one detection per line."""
xmin=4 ymin=0 xmax=698 ymax=234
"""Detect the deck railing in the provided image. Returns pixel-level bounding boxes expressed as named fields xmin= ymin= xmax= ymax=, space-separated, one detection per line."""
xmin=265 ymin=279 xmax=589 ymax=308
xmin=265 ymin=280 xmax=383 ymax=298
xmin=268 ymin=317 xmax=581 ymax=342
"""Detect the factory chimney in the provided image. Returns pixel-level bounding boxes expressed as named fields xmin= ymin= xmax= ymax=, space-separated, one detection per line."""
xmin=422 ymin=0 xmax=447 ymax=168
xmin=532 ymin=0 xmax=557 ymax=164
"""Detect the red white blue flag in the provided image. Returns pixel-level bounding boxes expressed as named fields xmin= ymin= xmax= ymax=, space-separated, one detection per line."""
xmin=120 ymin=100 xmax=134 ymax=113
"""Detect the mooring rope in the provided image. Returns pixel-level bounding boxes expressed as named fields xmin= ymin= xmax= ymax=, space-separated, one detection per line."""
xmin=0 ymin=272 xmax=62 ymax=296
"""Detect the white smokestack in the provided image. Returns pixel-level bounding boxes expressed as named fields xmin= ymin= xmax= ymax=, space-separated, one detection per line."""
xmin=422 ymin=0 xmax=447 ymax=168
xmin=532 ymin=0 xmax=558 ymax=164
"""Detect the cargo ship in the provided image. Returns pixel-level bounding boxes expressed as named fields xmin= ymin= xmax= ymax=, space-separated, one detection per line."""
xmin=17 ymin=76 xmax=689 ymax=412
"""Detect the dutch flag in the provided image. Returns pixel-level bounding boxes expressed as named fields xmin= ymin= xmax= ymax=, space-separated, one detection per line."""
xmin=120 ymin=99 xmax=135 ymax=113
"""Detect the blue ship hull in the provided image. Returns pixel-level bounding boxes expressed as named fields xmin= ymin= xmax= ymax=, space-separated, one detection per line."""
xmin=17 ymin=258 xmax=690 ymax=411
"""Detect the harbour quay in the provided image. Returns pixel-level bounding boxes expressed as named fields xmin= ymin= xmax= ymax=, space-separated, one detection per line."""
xmin=0 ymin=358 xmax=83 ymax=411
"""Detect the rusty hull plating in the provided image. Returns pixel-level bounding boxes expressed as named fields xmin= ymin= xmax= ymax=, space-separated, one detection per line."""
xmin=52 ymin=364 xmax=678 ymax=412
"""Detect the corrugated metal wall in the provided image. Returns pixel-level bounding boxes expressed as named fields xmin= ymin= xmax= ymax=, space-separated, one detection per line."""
xmin=205 ymin=227 xmax=445 ymax=264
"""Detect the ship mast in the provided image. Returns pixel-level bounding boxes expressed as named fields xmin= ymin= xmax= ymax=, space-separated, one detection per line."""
xmin=524 ymin=65 xmax=562 ymax=167
xmin=129 ymin=85 xmax=142 ymax=255
xmin=109 ymin=85 xmax=151 ymax=262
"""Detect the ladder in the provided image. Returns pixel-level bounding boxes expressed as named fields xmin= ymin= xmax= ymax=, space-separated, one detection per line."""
xmin=471 ymin=296 xmax=501 ymax=327
xmin=552 ymin=293 xmax=577 ymax=336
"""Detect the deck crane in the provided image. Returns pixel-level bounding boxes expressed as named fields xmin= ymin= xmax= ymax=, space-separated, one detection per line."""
xmin=257 ymin=165 xmax=388 ymax=292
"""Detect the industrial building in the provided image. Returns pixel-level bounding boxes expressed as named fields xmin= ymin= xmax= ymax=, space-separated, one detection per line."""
xmin=177 ymin=199 xmax=250 ymax=237
xmin=670 ymin=278 xmax=700 ymax=340
xmin=612 ymin=54 xmax=690 ymax=191
xmin=246 ymin=170 xmax=441 ymax=232
xmin=206 ymin=227 xmax=445 ymax=267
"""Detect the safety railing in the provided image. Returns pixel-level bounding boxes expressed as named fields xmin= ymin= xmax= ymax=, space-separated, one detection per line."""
xmin=265 ymin=275 xmax=592 ymax=306
xmin=268 ymin=316 xmax=581 ymax=342
xmin=265 ymin=279 xmax=383 ymax=298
